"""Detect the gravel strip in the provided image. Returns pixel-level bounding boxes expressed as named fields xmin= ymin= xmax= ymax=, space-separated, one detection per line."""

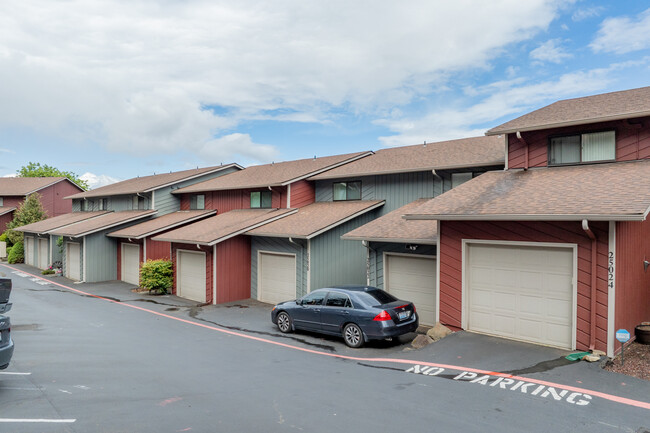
xmin=603 ymin=342 xmax=650 ymax=381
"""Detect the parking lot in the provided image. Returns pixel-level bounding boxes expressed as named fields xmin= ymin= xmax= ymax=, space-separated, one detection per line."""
xmin=1 ymin=263 xmax=649 ymax=433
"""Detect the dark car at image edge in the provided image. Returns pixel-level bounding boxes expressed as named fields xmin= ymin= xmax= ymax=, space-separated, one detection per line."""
xmin=0 ymin=278 xmax=14 ymax=370
xmin=271 ymin=285 xmax=418 ymax=348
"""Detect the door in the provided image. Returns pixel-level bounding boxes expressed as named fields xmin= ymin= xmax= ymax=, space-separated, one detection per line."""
xmin=258 ymin=252 xmax=296 ymax=304
xmin=466 ymin=243 xmax=574 ymax=349
xmin=121 ymin=243 xmax=140 ymax=286
xmin=292 ymin=291 xmax=326 ymax=331
xmin=66 ymin=242 xmax=81 ymax=281
xmin=320 ymin=291 xmax=353 ymax=334
xmin=177 ymin=250 xmax=206 ymax=303
xmin=38 ymin=238 xmax=49 ymax=269
xmin=385 ymin=254 xmax=437 ymax=326
xmin=25 ymin=236 xmax=34 ymax=266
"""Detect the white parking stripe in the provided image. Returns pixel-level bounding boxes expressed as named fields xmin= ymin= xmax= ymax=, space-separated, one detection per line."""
xmin=0 ymin=419 xmax=76 ymax=423
xmin=0 ymin=372 xmax=31 ymax=375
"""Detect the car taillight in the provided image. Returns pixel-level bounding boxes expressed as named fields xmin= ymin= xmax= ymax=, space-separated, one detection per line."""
xmin=373 ymin=310 xmax=392 ymax=321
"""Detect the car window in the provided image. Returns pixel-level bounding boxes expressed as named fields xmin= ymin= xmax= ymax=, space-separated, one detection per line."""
xmin=357 ymin=290 xmax=398 ymax=306
xmin=325 ymin=292 xmax=352 ymax=308
xmin=301 ymin=291 xmax=326 ymax=306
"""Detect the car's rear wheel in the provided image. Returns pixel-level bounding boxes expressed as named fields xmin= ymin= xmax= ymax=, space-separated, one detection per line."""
xmin=277 ymin=312 xmax=292 ymax=333
xmin=343 ymin=323 xmax=364 ymax=348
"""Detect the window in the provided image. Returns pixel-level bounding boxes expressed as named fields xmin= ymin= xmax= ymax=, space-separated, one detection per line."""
xmin=81 ymin=200 xmax=87 ymax=211
xmin=333 ymin=181 xmax=361 ymax=201
xmin=325 ymin=292 xmax=352 ymax=308
xmin=190 ymin=194 xmax=205 ymax=210
xmin=0 ymin=197 xmax=3 ymax=206
xmin=133 ymin=195 xmax=145 ymax=210
xmin=451 ymin=172 xmax=473 ymax=188
xmin=301 ymin=291 xmax=326 ymax=306
xmin=549 ymin=131 xmax=615 ymax=165
xmin=250 ymin=191 xmax=272 ymax=208
xmin=98 ymin=198 xmax=106 ymax=210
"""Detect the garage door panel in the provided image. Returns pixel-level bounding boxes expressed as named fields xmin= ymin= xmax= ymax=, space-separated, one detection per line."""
xmin=67 ymin=243 xmax=81 ymax=281
xmin=39 ymin=239 xmax=48 ymax=269
xmin=122 ymin=244 xmax=140 ymax=286
xmin=259 ymin=253 xmax=296 ymax=305
xmin=386 ymin=255 xmax=436 ymax=326
xmin=468 ymin=243 xmax=574 ymax=349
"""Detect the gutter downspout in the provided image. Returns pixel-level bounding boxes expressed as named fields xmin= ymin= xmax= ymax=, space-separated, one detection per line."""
xmin=582 ymin=219 xmax=598 ymax=351
xmin=516 ymin=131 xmax=528 ymax=170
xmin=362 ymin=240 xmax=374 ymax=286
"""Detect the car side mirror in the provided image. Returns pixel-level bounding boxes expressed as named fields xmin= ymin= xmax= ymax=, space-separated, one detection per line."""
xmin=296 ymin=299 xmax=302 ymax=306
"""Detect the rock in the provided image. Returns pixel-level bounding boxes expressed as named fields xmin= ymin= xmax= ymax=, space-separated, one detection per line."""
xmin=411 ymin=334 xmax=433 ymax=349
xmin=426 ymin=322 xmax=452 ymax=342
xmin=582 ymin=354 xmax=601 ymax=362
xmin=592 ymin=350 xmax=606 ymax=357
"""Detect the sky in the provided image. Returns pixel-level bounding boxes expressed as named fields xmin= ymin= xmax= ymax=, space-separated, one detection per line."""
xmin=1 ymin=1 xmax=650 ymax=188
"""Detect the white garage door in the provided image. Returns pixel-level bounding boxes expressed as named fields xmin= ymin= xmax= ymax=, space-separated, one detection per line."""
xmin=66 ymin=242 xmax=81 ymax=281
xmin=258 ymin=252 xmax=296 ymax=305
xmin=121 ymin=244 xmax=140 ymax=286
xmin=177 ymin=250 xmax=206 ymax=303
xmin=25 ymin=236 xmax=34 ymax=266
xmin=38 ymin=238 xmax=49 ymax=269
xmin=386 ymin=254 xmax=437 ymax=326
xmin=467 ymin=243 xmax=574 ymax=349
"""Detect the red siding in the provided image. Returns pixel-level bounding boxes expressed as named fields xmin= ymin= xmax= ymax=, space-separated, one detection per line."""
xmin=0 ymin=212 xmax=13 ymax=232
xmin=215 ymin=236 xmax=251 ymax=303
xmin=146 ymin=238 xmax=171 ymax=261
xmin=508 ymin=116 xmax=650 ymax=169
xmin=615 ymin=219 xmax=650 ymax=346
xmin=289 ymin=180 xmax=315 ymax=208
xmin=439 ymin=220 xmax=609 ymax=352
xmin=171 ymin=243 xmax=213 ymax=304
xmin=51 ymin=181 xmax=79 ymax=216
xmin=116 ymin=239 xmax=144 ymax=280
xmin=180 ymin=186 xmax=289 ymax=213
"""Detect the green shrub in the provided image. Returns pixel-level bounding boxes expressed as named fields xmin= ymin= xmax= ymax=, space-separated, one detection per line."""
xmin=139 ymin=259 xmax=173 ymax=294
xmin=42 ymin=269 xmax=55 ymax=275
xmin=8 ymin=242 xmax=24 ymax=264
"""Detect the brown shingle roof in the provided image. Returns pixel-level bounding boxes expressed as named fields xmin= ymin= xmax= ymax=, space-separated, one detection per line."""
xmin=487 ymin=86 xmax=650 ymax=135
xmin=107 ymin=210 xmax=216 ymax=239
xmin=16 ymin=211 xmax=110 ymax=234
xmin=50 ymin=210 xmax=157 ymax=237
xmin=309 ymin=136 xmax=504 ymax=180
xmin=404 ymin=160 xmax=650 ymax=221
xmin=343 ymin=199 xmax=438 ymax=244
xmin=173 ymin=152 xmax=371 ymax=194
xmin=66 ymin=164 xmax=242 ymax=199
xmin=246 ymin=201 xmax=384 ymax=239
xmin=0 ymin=206 xmax=15 ymax=217
xmin=0 ymin=177 xmax=78 ymax=196
xmin=152 ymin=208 xmax=296 ymax=245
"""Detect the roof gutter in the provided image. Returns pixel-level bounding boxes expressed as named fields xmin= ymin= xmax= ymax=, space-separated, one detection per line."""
xmin=402 ymin=213 xmax=645 ymax=222
xmin=582 ymin=219 xmax=598 ymax=352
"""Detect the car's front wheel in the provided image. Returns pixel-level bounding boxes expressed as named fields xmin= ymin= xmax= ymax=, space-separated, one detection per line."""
xmin=277 ymin=311 xmax=292 ymax=333
xmin=343 ymin=323 xmax=364 ymax=348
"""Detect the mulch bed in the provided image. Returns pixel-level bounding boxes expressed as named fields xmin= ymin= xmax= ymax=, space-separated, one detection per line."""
xmin=603 ymin=342 xmax=650 ymax=381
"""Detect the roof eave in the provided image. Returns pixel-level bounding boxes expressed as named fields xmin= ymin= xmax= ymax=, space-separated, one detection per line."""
xmin=403 ymin=213 xmax=646 ymax=222
xmin=304 ymin=201 xmax=385 ymax=239
xmin=0 ymin=207 xmax=16 ymax=216
xmin=56 ymin=211 xmax=157 ymax=238
xmin=142 ymin=164 xmax=243 ymax=193
xmin=309 ymin=161 xmax=504 ymax=180
xmin=341 ymin=235 xmax=437 ymax=245
xmin=107 ymin=210 xmax=217 ymax=239
xmin=487 ymin=110 xmax=650 ymax=136
xmin=208 ymin=209 xmax=298 ymax=246
xmin=280 ymin=151 xmax=374 ymax=185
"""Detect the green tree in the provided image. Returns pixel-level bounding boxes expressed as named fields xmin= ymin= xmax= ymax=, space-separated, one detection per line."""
xmin=5 ymin=193 xmax=48 ymax=245
xmin=17 ymin=162 xmax=89 ymax=191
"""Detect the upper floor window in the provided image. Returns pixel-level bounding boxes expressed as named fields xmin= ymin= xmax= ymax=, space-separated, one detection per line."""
xmin=133 ymin=195 xmax=145 ymax=210
xmin=0 ymin=197 xmax=3 ymax=206
xmin=549 ymin=131 xmax=615 ymax=165
xmin=190 ymin=194 xmax=205 ymax=210
xmin=250 ymin=191 xmax=272 ymax=208
xmin=98 ymin=198 xmax=106 ymax=210
xmin=333 ymin=181 xmax=361 ymax=201
xmin=451 ymin=172 xmax=473 ymax=188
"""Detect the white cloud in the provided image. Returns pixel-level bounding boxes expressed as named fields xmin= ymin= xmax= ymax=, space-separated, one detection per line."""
xmin=0 ymin=149 xmax=13 ymax=154
xmin=376 ymin=65 xmax=625 ymax=147
xmin=198 ymin=133 xmax=278 ymax=164
xmin=591 ymin=8 xmax=650 ymax=54
xmin=572 ymin=7 xmax=604 ymax=22
xmin=530 ymin=39 xmax=573 ymax=64
xmin=80 ymin=172 xmax=121 ymax=189
xmin=0 ymin=0 xmax=566 ymax=163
